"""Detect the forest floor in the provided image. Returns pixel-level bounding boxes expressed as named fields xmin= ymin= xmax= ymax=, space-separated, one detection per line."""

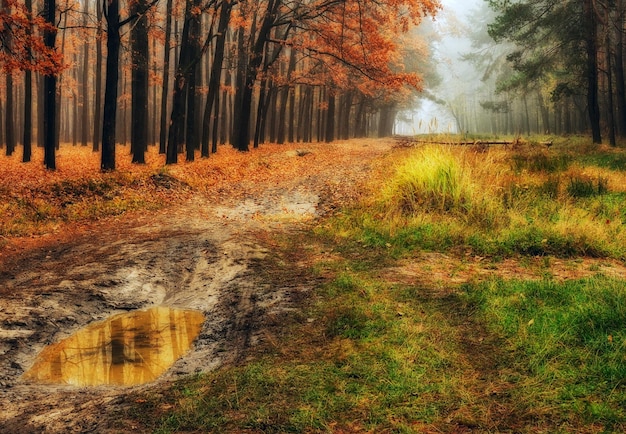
xmin=1 ymin=139 xmax=625 ymax=433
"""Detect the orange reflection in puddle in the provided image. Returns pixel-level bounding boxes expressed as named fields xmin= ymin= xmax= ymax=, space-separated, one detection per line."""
xmin=22 ymin=306 xmax=204 ymax=386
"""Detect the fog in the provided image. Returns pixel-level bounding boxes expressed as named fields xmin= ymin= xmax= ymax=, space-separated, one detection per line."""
xmin=395 ymin=0 xmax=485 ymax=135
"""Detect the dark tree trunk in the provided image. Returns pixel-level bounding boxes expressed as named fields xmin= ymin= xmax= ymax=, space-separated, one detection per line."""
xmin=166 ymin=0 xmax=202 ymax=164
xmin=605 ymin=6 xmax=617 ymax=146
xmin=616 ymin=0 xmax=626 ymax=137
xmin=231 ymin=26 xmax=247 ymax=147
xmin=93 ymin=2 xmax=103 ymax=152
xmin=254 ymin=75 xmax=270 ymax=148
xmin=23 ymin=70 xmax=32 ymax=162
xmin=101 ymin=0 xmax=121 ymax=171
xmin=287 ymin=83 xmax=296 ymax=143
xmin=233 ymin=0 xmax=281 ymax=152
xmin=325 ymin=92 xmax=335 ymax=143
xmin=158 ymin=0 xmax=173 ymax=154
xmin=43 ymin=0 xmax=57 ymax=170
xmin=22 ymin=0 xmax=33 ymax=162
xmin=277 ymin=49 xmax=297 ymax=144
xmin=583 ymin=0 xmax=602 ymax=143
xmin=6 ymin=73 xmax=14 ymax=156
xmin=130 ymin=0 xmax=149 ymax=164
xmin=201 ymin=0 xmax=232 ymax=157
xmin=55 ymin=11 xmax=67 ymax=150
xmin=81 ymin=0 xmax=89 ymax=146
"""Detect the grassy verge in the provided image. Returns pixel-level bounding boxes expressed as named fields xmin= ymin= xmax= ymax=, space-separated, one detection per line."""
xmin=463 ymin=276 xmax=626 ymax=430
xmin=320 ymin=140 xmax=626 ymax=260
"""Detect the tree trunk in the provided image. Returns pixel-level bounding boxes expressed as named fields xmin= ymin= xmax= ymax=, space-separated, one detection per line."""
xmin=5 ymin=73 xmax=14 ymax=156
xmin=93 ymin=2 xmax=103 ymax=152
xmin=233 ymin=0 xmax=281 ymax=152
xmin=583 ymin=0 xmax=602 ymax=143
xmin=22 ymin=0 xmax=33 ymax=162
xmin=158 ymin=0 xmax=173 ymax=154
xmin=43 ymin=0 xmax=57 ymax=170
xmin=325 ymin=92 xmax=335 ymax=143
xmin=615 ymin=0 xmax=626 ymax=137
xmin=130 ymin=0 xmax=149 ymax=164
xmin=201 ymin=1 xmax=232 ymax=156
xmin=166 ymin=0 xmax=202 ymax=164
xmin=81 ymin=0 xmax=90 ymax=146
xmin=101 ymin=0 xmax=121 ymax=171
xmin=605 ymin=5 xmax=617 ymax=146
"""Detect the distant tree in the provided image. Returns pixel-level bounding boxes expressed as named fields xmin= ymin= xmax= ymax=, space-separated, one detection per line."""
xmin=487 ymin=0 xmax=602 ymax=142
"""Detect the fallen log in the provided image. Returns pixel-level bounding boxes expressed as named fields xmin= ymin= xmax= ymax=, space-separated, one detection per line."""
xmin=394 ymin=137 xmax=553 ymax=148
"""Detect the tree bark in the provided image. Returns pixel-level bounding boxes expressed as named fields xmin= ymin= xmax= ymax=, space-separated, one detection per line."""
xmin=166 ymin=0 xmax=202 ymax=164
xmin=325 ymin=92 xmax=335 ymax=143
xmin=615 ymin=0 xmax=626 ymax=137
xmin=102 ymin=0 xmax=121 ymax=171
xmin=93 ymin=2 xmax=103 ymax=152
xmin=201 ymin=0 xmax=232 ymax=157
xmin=158 ymin=0 xmax=173 ymax=154
xmin=583 ymin=0 xmax=602 ymax=144
xmin=43 ymin=0 xmax=57 ymax=170
xmin=5 ymin=73 xmax=14 ymax=156
xmin=81 ymin=0 xmax=90 ymax=147
xmin=22 ymin=0 xmax=33 ymax=162
xmin=130 ymin=0 xmax=149 ymax=164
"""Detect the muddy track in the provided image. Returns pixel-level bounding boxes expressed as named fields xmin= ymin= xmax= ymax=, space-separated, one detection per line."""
xmin=0 ymin=141 xmax=391 ymax=433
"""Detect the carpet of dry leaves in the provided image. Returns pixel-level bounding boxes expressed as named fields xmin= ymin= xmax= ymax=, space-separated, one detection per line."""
xmin=0 ymin=139 xmax=389 ymax=244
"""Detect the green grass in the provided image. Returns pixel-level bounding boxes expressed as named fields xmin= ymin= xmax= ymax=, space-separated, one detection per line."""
xmin=319 ymin=140 xmax=626 ymax=260
xmin=463 ymin=276 xmax=626 ymax=429
xmin=136 ymin=271 xmax=469 ymax=433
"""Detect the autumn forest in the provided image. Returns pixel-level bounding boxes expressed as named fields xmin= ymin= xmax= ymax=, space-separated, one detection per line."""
xmin=1 ymin=0 xmax=626 ymax=167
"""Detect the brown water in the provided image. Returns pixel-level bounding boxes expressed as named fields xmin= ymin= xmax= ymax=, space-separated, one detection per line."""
xmin=22 ymin=306 xmax=205 ymax=386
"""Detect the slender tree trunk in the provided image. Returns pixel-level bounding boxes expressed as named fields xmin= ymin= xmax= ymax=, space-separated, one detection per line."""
xmin=606 ymin=5 xmax=617 ymax=146
xmin=22 ymin=0 xmax=33 ymax=162
xmin=583 ymin=0 xmax=602 ymax=143
xmin=233 ymin=0 xmax=281 ymax=152
xmin=55 ymin=10 xmax=67 ymax=149
xmin=158 ymin=0 xmax=173 ymax=154
xmin=166 ymin=0 xmax=202 ymax=164
xmin=81 ymin=0 xmax=89 ymax=146
xmin=101 ymin=0 xmax=121 ymax=171
xmin=277 ymin=49 xmax=296 ymax=144
xmin=325 ymin=92 xmax=335 ymax=142
xmin=43 ymin=0 xmax=57 ymax=170
xmin=201 ymin=0 xmax=232 ymax=157
xmin=93 ymin=2 xmax=103 ymax=152
xmin=615 ymin=0 xmax=626 ymax=137
xmin=130 ymin=0 xmax=149 ymax=164
xmin=5 ymin=73 xmax=14 ymax=156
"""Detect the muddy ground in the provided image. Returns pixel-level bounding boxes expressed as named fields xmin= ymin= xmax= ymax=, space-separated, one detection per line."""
xmin=0 ymin=140 xmax=391 ymax=433
xmin=2 ymin=140 xmax=626 ymax=433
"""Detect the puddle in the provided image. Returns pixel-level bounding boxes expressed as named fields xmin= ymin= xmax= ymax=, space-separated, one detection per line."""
xmin=22 ymin=306 xmax=204 ymax=386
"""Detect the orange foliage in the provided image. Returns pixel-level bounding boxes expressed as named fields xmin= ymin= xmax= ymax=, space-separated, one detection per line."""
xmin=287 ymin=0 xmax=441 ymax=102
xmin=0 ymin=0 xmax=64 ymax=74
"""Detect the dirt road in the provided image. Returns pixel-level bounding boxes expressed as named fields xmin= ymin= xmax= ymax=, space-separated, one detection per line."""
xmin=0 ymin=140 xmax=391 ymax=433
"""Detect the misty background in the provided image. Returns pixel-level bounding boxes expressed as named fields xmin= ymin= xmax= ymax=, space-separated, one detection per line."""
xmin=396 ymin=0 xmax=483 ymax=135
